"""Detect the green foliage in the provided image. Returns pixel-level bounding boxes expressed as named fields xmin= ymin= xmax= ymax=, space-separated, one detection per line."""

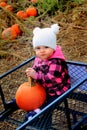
xmin=72 ymin=0 xmax=85 ymax=4
xmin=36 ymin=0 xmax=85 ymax=15
xmin=36 ymin=0 xmax=58 ymax=15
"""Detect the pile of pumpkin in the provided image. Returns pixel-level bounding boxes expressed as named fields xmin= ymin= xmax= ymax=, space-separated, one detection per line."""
xmin=0 ymin=0 xmax=38 ymax=40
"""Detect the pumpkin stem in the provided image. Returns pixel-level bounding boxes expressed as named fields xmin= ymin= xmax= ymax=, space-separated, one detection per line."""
xmin=28 ymin=77 xmax=31 ymax=87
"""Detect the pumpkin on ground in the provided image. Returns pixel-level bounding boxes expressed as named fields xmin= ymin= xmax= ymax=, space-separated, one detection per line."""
xmin=0 ymin=0 xmax=7 ymax=2
xmin=5 ymin=4 xmax=14 ymax=12
xmin=1 ymin=27 xmax=17 ymax=40
xmin=0 ymin=2 xmax=7 ymax=7
xmin=11 ymin=24 xmax=21 ymax=35
xmin=15 ymin=78 xmax=46 ymax=111
xmin=16 ymin=10 xmax=28 ymax=20
xmin=31 ymin=0 xmax=38 ymax=3
xmin=2 ymin=24 xmax=21 ymax=40
xmin=26 ymin=7 xmax=37 ymax=17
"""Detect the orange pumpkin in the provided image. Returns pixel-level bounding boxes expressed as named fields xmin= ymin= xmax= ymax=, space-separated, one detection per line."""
xmin=5 ymin=4 xmax=14 ymax=12
xmin=0 ymin=2 xmax=7 ymax=7
xmin=15 ymin=78 xmax=46 ymax=111
xmin=1 ymin=27 xmax=17 ymax=40
xmin=16 ymin=10 xmax=28 ymax=19
xmin=0 ymin=0 xmax=7 ymax=2
xmin=31 ymin=0 xmax=38 ymax=3
xmin=11 ymin=24 xmax=21 ymax=35
xmin=26 ymin=7 xmax=37 ymax=17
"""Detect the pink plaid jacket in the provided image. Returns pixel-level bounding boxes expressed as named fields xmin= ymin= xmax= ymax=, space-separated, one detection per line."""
xmin=33 ymin=46 xmax=71 ymax=96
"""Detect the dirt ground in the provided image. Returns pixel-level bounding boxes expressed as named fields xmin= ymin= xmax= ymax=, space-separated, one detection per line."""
xmin=0 ymin=1 xmax=87 ymax=130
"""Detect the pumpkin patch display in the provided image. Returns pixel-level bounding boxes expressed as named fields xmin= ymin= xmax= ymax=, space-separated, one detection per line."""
xmin=26 ymin=7 xmax=37 ymax=17
xmin=15 ymin=78 xmax=46 ymax=111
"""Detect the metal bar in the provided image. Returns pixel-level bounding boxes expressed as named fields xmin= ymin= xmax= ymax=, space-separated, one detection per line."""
xmin=0 ymin=56 xmax=35 ymax=79
xmin=72 ymin=115 xmax=87 ymax=130
xmin=64 ymin=99 xmax=72 ymax=130
xmin=0 ymin=85 xmax=6 ymax=109
xmin=66 ymin=60 xmax=87 ymax=66
xmin=0 ymin=100 xmax=18 ymax=121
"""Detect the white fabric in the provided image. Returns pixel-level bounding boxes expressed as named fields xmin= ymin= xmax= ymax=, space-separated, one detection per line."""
xmin=32 ymin=24 xmax=60 ymax=50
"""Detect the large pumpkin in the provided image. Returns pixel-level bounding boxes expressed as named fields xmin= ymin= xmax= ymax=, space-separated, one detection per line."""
xmin=15 ymin=78 xmax=46 ymax=111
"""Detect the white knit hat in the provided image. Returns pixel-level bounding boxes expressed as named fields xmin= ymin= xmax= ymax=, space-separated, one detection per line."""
xmin=32 ymin=24 xmax=60 ymax=50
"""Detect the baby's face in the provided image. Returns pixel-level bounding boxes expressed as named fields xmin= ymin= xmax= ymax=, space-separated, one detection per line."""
xmin=34 ymin=46 xmax=54 ymax=60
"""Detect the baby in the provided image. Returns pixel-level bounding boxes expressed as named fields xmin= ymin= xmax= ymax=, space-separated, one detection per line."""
xmin=25 ymin=24 xmax=71 ymax=120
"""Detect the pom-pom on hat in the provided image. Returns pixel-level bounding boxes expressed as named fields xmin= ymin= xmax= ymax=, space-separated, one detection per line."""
xmin=32 ymin=24 xmax=60 ymax=50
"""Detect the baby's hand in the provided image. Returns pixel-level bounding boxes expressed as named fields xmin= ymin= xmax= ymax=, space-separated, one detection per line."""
xmin=25 ymin=68 xmax=36 ymax=79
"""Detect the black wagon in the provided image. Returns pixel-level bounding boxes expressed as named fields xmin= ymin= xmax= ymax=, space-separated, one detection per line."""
xmin=0 ymin=56 xmax=87 ymax=130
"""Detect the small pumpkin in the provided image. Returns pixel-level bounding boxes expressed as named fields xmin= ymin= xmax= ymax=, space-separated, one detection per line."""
xmin=16 ymin=10 xmax=28 ymax=19
xmin=1 ymin=27 xmax=17 ymax=40
xmin=31 ymin=0 xmax=38 ymax=3
xmin=0 ymin=2 xmax=7 ymax=7
xmin=11 ymin=24 xmax=21 ymax=35
xmin=15 ymin=78 xmax=46 ymax=111
xmin=26 ymin=7 xmax=37 ymax=17
xmin=0 ymin=0 xmax=7 ymax=2
xmin=5 ymin=4 xmax=14 ymax=12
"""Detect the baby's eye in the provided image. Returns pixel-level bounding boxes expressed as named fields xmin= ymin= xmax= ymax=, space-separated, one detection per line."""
xmin=35 ymin=47 xmax=40 ymax=50
xmin=44 ymin=46 xmax=49 ymax=48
